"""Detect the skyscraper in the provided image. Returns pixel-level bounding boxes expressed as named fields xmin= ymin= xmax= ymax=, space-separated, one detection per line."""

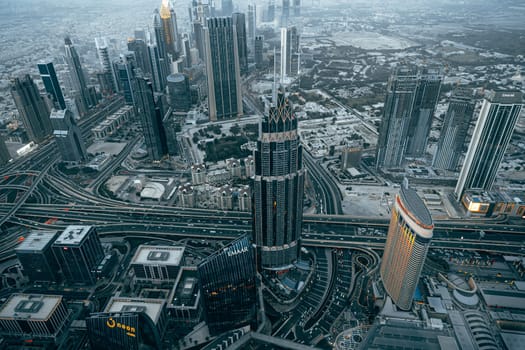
xmin=51 ymin=225 xmax=104 ymax=285
xmin=134 ymin=76 xmax=168 ymax=161
xmin=376 ymin=66 xmax=442 ymax=169
xmin=153 ymin=8 xmax=171 ymax=89
xmin=159 ymin=0 xmax=178 ymax=59
xmin=197 ymin=235 xmax=257 ymax=335
xmin=375 ymin=67 xmax=418 ymax=169
xmin=232 ymin=12 xmax=248 ymax=74
xmin=281 ymin=0 xmax=290 ymax=25
xmin=433 ymin=88 xmax=475 ymax=171
xmin=95 ymin=37 xmax=118 ymax=94
xmin=115 ymin=52 xmax=137 ymax=106
xmin=253 ymin=87 xmax=305 ymax=270
xmin=293 ymin=0 xmax=301 ymax=16
xmin=405 ymin=67 xmax=442 ymax=157
xmin=255 ymin=35 xmax=264 ymax=68
xmin=455 ymin=91 xmax=523 ymax=200
xmin=128 ymin=38 xmax=153 ymax=78
xmin=167 ymin=73 xmax=191 ymax=112
xmin=380 ymin=184 xmax=433 ymax=311
xmin=247 ymin=5 xmax=256 ymax=55
xmin=204 ymin=17 xmax=243 ymax=121
xmin=267 ymin=0 xmax=275 ymax=22
xmin=38 ymin=62 xmax=66 ymax=110
xmin=221 ymin=0 xmax=234 ymax=16
xmin=10 ymin=75 xmax=53 ymax=143
xmin=64 ymin=37 xmax=91 ymax=114
xmin=50 ymin=109 xmax=87 ymax=162
xmin=280 ymin=26 xmax=299 ymax=82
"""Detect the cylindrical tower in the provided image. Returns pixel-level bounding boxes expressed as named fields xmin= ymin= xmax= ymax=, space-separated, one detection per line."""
xmin=167 ymin=73 xmax=191 ymax=112
xmin=253 ymin=87 xmax=305 ymax=271
xmin=380 ymin=185 xmax=433 ymax=310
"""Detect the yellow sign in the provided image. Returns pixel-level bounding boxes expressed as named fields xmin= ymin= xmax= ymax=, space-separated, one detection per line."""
xmin=106 ymin=317 xmax=136 ymax=337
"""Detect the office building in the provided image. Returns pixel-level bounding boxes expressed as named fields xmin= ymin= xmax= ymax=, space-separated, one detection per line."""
xmin=51 ymin=225 xmax=104 ymax=285
xmin=167 ymin=73 xmax=191 ymax=112
xmin=115 ymin=52 xmax=137 ymax=106
xmin=455 ymin=91 xmax=523 ymax=200
xmin=38 ymin=62 xmax=66 ymax=110
xmin=281 ymin=0 xmax=290 ymax=25
xmin=96 ymin=37 xmax=118 ymax=93
xmin=380 ymin=184 xmax=433 ymax=310
xmin=130 ymin=245 xmax=184 ymax=281
xmin=0 ymin=136 xmax=10 ymax=165
xmin=87 ymin=297 xmax=167 ymax=350
xmin=247 ymin=5 xmax=256 ymax=54
xmin=15 ymin=230 xmax=60 ymax=282
xmin=134 ymin=76 xmax=168 ymax=160
xmin=153 ymin=8 xmax=171 ymax=90
xmin=162 ymin=111 xmax=183 ymax=156
xmin=253 ymin=87 xmax=305 ymax=270
xmin=255 ymin=35 xmax=264 ymax=68
xmin=204 ymin=17 xmax=243 ymax=121
xmin=267 ymin=0 xmax=275 ymax=22
xmin=376 ymin=66 xmax=442 ymax=169
xmin=376 ymin=67 xmax=418 ymax=169
xmin=232 ymin=12 xmax=249 ymax=74
xmin=182 ymin=36 xmax=192 ymax=68
xmin=167 ymin=267 xmax=203 ymax=334
xmin=341 ymin=143 xmax=363 ymax=170
xmin=50 ymin=109 xmax=87 ymax=162
xmin=433 ymin=88 xmax=475 ymax=171
xmin=197 ymin=235 xmax=257 ymax=335
xmin=128 ymin=38 xmax=153 ymax=78
xmin=280 ymin=26 xmax=299 ymax=82
xmin=405 ymin=67 xmax=442 ymax=157
xmin=293 ymin=0 xmax=301 ymax=16
xmin=64 ymin=37 xmax=91 ymax=114
xmin=193 ymin=21 xmax=206 ymax=61
xmin=10 ymin=75 xmax=52 ymax=143
xmin=159 ymin=0 xmax=179 ymax=59
xmin=0 ymin=294 xmax=69 ymax=346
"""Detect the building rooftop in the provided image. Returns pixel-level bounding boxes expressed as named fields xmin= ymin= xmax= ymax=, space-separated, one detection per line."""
xmin=15 ymin=230 xmax=58 ymax=252
xmin=0 ymin=294 xmax=62 ymax=321
xmin=53 ymin=225 xmax=93 ymax=246
xmin=131 ymin=245 xmax=184 ymax=266
xmin=105 ymin=297 xmax=165 ymax=324
xmin=487 ymin=90 xmax=523 ymax=104
xmin=170 ymin=268 xmax=200 ymax=308
xmin=400 ymin=186 xmax=433 ymax=228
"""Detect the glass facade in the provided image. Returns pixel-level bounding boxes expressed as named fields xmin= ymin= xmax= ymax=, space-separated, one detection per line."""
xmin=253 ymin=88 xmax=305 ymax=270
xmin=455 ymin=91 xmax=523 ymax=200
xmin=205 ymin=17 xmax=242 ymax=121
xmin=380 ymin=186 xmax=433 ymax=311
xmin=197 ymin=235 xmax=257 ymax=335
xmin=433 ymin=88 xmax=475 ymax=171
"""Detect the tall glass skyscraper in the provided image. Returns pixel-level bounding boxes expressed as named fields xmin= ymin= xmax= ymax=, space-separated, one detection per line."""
xmin=197 ymin=235 xmax=257 ymax=335
xmin=38 ymin=62 xmax=66 ymax=110
xmin=253 ymin=87 xmax=305 ymax=270
xmin=376 ymin=66 xmax=442 ymax=169
xmin=433 ymin=88 xmax=475 ymax=171
xmin=95 ymin=38 xmax=118 ymax=94
xmin=405 ymin=67 xmax=442 ymax=157
xmin=455 ymin=91 xmax=523 ymax=200
xmin=204 ymin=17 xmax=243 ymax=121
xmin=134 ymin=76 xmax=168 ymax=161
xmin=232 ymin=12 xmax=248 ymax=74
xmin=10 ymin=75 xmax=52 ymax=143
xmin=159 ymin=0 xmax=179 ymax=59
xmin=380 ymin=184 xmax=433 ymax=311
xmin=376 ymin=67 xmax=418 ymax=169
xmin=64 ymin=37 xmax=91 ymax=114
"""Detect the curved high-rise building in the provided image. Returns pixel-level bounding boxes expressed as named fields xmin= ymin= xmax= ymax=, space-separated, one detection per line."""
xmin=380 ymin=185 xmax=433 ymax=310
xmin=253 ymin=87 xmax=305 ymax=270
